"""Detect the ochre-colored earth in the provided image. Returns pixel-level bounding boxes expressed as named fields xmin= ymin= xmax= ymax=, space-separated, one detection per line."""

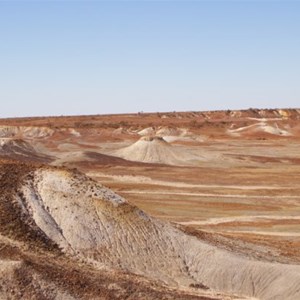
xmin=1 ymin=108 xmax=300 ymax=299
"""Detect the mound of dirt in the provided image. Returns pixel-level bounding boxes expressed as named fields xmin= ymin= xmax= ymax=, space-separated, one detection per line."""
xmin=137 ymin=127 xmax=191 ymax=140
xmin=52 ymin=151 xmax=150 ymax=167
xmin=156 ymin=126 xmax=188 ymax=137
xmin=0 ymin=138 xmax=51 ymax=163
xmin=227 ymin=122 xmax=292 ymax=137
xmin=1 ymin=163 xmax=299 ymax=300
xmin=138 ymin=127 xmax=156 ymax=136
xmin=113 ymin=136 xmax=199 ymax=165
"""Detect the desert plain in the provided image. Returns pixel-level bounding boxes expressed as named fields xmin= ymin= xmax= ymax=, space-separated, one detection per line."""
xmin=0 ymin=108 xmax=300 ymax=299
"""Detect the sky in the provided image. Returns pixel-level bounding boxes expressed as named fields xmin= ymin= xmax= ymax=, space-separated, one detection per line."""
xmin=0 ymin=1 xmax=299 ymax=117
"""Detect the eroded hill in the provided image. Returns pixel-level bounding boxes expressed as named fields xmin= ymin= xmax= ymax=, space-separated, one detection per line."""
xmin=0 ymin=162 xmax=300 ymax=299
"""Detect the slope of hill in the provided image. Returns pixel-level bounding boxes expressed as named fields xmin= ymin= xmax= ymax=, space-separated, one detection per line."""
xmin=114 ymin=136 xmax=200 ymax=165
xmin=0 ymin=138 xmax=52 ymax=163
xmin=0 ymin=162 xmax=300 ymax=300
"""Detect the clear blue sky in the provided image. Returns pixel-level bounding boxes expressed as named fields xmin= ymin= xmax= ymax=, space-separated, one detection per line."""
xmin=0 ymin=1 xmax=299 ymax=117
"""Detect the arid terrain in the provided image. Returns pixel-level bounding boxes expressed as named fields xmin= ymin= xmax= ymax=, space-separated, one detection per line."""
xmin=0 ymin=108 xmax=300 ymax=299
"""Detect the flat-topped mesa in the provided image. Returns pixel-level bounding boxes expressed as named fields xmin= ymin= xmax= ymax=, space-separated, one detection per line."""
xmin=0 ymin=125 xmax=54 ymax=139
